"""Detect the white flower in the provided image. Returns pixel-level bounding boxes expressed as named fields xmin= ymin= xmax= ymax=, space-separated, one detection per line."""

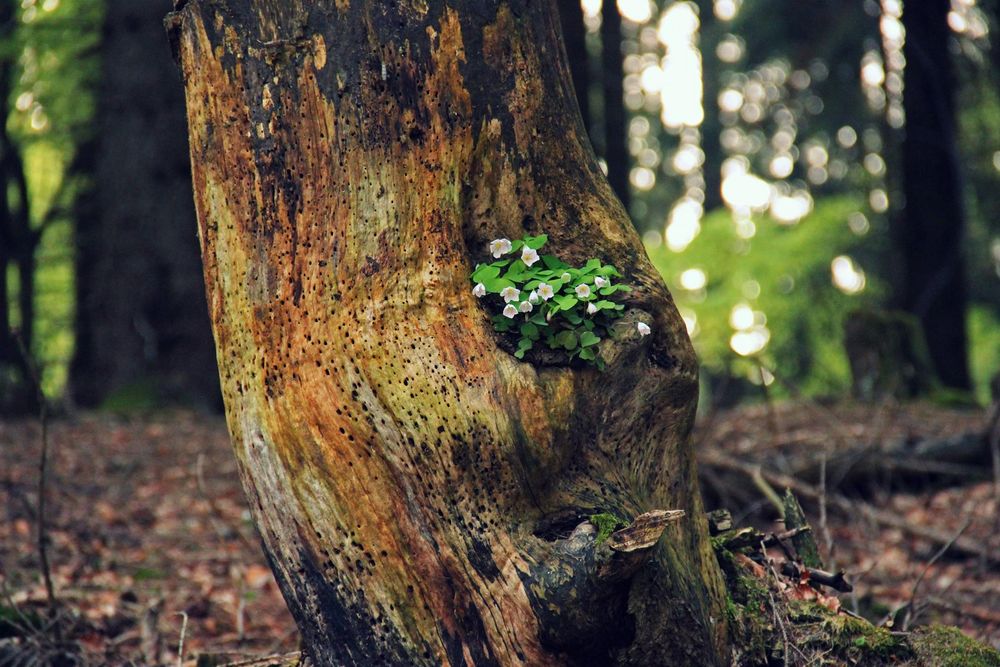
xmin=500 ymin=286 xmax=520 ymax=303
xmin=587 ymin=302 xmax=597 ymax=314
xmin=528 ymin=290 xmax=540 ymax=304
xmin=472 ymin=283 xmax=486 ymax=298
xmin=637 ymin=322 xmax=651 ymax=337
xmin=503 ymin=304 xmax=518 ymax=318
xmin=561 ymin=272 xmax=572 ymax=282
xmin=519 ymin=300 xmax=534 ymax=313
xmin=575 ymin=284 xmax=591 ymax=299
xmin=521 ymin=246 xmax=540 ymax=267
xmin=594 ymin=276 xmax=608 ymax=288
xmin=537 ymin=283 xmax=554 ymax=300
xmin=489 ymin=238 xmax=513 ymax=258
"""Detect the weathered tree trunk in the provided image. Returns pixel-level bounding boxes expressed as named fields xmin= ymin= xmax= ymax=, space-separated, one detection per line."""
xmin=71 ymin=0 xmax=219 ymax=409
xmin=170 ymin=1 xmax=727 ymax=664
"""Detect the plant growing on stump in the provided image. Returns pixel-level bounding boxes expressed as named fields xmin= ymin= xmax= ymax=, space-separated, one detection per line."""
xmin=168 ymin=1 xmax=729 ymax=664
xmin=470 ymin=234 xmax=642 ymax=367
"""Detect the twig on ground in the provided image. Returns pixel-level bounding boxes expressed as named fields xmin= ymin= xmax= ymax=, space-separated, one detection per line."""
xmin=752 ymin=465 xmax=784 ymax=515
xmin=14 ymin=333 xmax=57 ymax=628
xmin=818 ymin=456 xmax=834 ymax=565
xmin=141 ymin=598 xmax=164 ymax=665
xmin=769 ymin=587 xmax=791 ymax=667
xmin=839 ymin=607 xmax=865 ymax=621
xmin=900 ymin=519 xmax=972 ymax=631
xmin=988 ymin=400 xmax=1000 ymax=537
xmin=779 ymin=561 xmax=854 ymax=593
xmin=927 ymin=596 xmax=1000 ymax=624
xmin=0 ymin=578 xmax=44 ymax=640
xmin=176 ymin=611 xmax=189 ymax=667
xmin=763 ymin=526 xmax=812 ymax=549
xmin=701 ymin=450 xmax=995 ymax=563
xmin=759 ymin=546 xmax=807 ymax=667
xmin=758 ymin=364 xmax=780 ymax=438
xmin=847 ymin=555 xmax=884 ymax=616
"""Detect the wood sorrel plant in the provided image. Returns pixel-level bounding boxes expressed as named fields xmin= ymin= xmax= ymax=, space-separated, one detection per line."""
xmin=470 ymin=235 xmax=650 ymax=368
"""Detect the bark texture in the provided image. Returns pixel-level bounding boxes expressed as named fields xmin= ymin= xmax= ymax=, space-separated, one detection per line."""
xmin=171 ymin=1 xmax=727 ymax=664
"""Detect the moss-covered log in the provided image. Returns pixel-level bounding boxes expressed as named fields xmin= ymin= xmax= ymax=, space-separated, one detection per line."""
xmin=169 ymin=1 xmax=728 ymax=664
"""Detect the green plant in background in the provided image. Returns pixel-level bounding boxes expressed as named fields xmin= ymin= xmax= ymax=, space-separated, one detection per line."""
xmin=2 ymin=0 xmax=102 ymax=400
xmin=470 ymin=235 xmax=644 ymax=368
xmin=647 ymin=197 xmax=883 ymax=398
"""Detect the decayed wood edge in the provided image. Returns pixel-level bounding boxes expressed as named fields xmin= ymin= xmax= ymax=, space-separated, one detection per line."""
xmin=781 ymin=489 xmax=823 ymax=569
xmin=606 ymin=509 xmax=684 ymax=553
xmin=701 ymin=450 xmax=997 ymax=563
xmin=596 ymin=509 xmax=685 ymax=583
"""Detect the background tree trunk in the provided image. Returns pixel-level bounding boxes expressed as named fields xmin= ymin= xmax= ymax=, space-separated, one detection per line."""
xmin=601 ymin=1 xmax=631 ymax=213
xmin=695 ymin=0 xmax=723 ymax=212
xmin=559 ymin=0 xmax=592 ymax=140
xmin=171 ymin=1 xmax=727 ymax=664
xmin=0 ymin=3 xmax=40 ymax=414
xmin=71 ymin=0 xmax=219 ymax=409
xmin=894 ymin=0 xmax=971 ymax=390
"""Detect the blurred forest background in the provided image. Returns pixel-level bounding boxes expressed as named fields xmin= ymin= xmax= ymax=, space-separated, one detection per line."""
xmin=2 ymin=0 xmax=1000 ymax=418
xmin=2 ymin=1 xmax=1000 ymax=663
xmin=1 ymin=0 xmax=999 ymax=414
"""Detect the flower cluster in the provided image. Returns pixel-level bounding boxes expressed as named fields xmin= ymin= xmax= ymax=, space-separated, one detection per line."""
xmin=471 ymin=235 xmax=648 ymax=367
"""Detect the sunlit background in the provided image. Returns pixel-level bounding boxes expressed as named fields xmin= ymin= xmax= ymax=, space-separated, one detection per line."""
xmin=573 ymin=0 xmax=999 ymax=401
xmin=2 ymin=0 xmax=999 ymax=410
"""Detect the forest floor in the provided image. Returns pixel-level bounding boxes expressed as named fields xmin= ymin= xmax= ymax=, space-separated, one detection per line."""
xmin=0 ymin=400 xmax=997 ymax=665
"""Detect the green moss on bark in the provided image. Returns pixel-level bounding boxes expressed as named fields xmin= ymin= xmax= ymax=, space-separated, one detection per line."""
xmin=588 ymin=513 xmax=627 ymax=544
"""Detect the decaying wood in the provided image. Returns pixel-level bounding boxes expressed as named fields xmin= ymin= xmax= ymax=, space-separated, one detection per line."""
xmin=779 ymin=562 xmax=853 ymax=593
xmin=781 ymin=490 xmax=822 ymax=569
xmin=706 ymin=509 xmax=732 ymax=535
xmin=607 ymin=510 xmax=685 ymax=553
xmin=170 ymin=1 xmax=728 ymax=664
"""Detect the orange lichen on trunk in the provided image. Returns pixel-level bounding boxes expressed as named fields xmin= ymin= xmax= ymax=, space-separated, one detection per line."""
xmin=173 ymin=1 xmax=728 ymax=664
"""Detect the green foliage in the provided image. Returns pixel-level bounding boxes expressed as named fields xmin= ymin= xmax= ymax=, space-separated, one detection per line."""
xmin=647 ymin=196 xmax=881 ymax=396
xmin=588 ymin=513 xmax=628 ymax=544
xmin=4 ymin=0 xmax=103 ymax=398
xmin=969 ymin=306 xmax=1000 ymax=404
xmin=471 ymin=236 xmax=633 ymax=368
